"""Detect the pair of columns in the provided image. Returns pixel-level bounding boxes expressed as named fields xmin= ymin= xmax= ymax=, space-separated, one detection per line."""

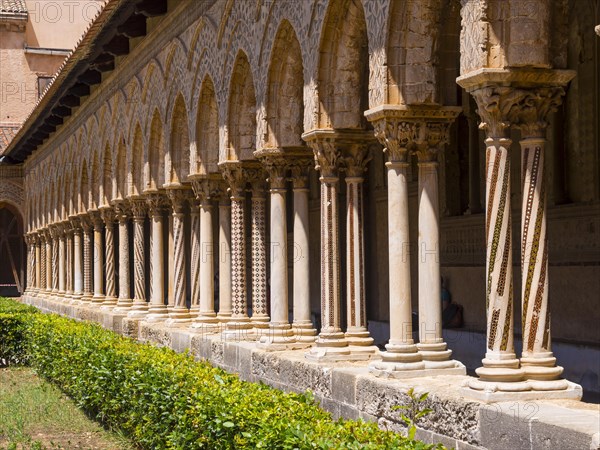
xmin=361 ymin=107 xmax=465 ymax=377
xmin=457 ymin=69 xmax=581 ymax=400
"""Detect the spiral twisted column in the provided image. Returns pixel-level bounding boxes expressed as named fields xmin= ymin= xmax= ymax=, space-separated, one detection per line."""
xmin=50 ymin=225 xmax=59 ymax=296
xmin=220 ymin=162 xmax=254 ymax=340
xmin=45 ymin=231 xmax=52 ymax=294
xmin=126 ymin=198 xmax=148 ymax=317
xmin=190 ymin=178 xmax=220 ymax=331
xmin=165 ymin=187 xmax=192 ymax=325
xmin=100 ymin=207 xmax=117 ymax=308
xmin=146 ymin=192 xmax=169 ymax=321
xmin=39 ymin=232 xmax=46 ymax=292
xmin=188 ymin=199 xmax=201 ymax=317
xmin=80 ymin=216 xmax=93 ymax=303
xmin=30 ymin=234 xmax=38 ymax=295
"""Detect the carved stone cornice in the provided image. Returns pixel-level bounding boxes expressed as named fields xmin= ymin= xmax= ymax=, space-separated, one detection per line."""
xmin=364 ymin=105 xmax=461 ymax=163
xmin=509 ymin=87 xmax=566 ymax=138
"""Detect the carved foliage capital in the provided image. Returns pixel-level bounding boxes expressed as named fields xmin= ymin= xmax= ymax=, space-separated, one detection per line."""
xmin=113 ymin=202 xmax=131 ymax=223
xmin=166 ymin=188 xmax=191 ymax=214
xmin=69 ymin=216 xmax=82 ymax=232
xmin=145 ymin=193 xmax=167 ymax=218
xmin=413 ymin=121 xmax=453 ymax=163
xmin=371 ymin=117 xmax=416 ymax=163
xmin=79 ymin=215 xmax=93 ymax=233
xmin=88 ymin=211 xmax=104 ymax=230
xmin=289 ymin=158 xmax=313 ymax=189
xmin=100 ymin=208 xmax=116 ymax=226
xmin=191 ymin=179 xmax=221 ymax=203
xmin=510 ymin=87 xmax=565 ymax=138
xmin=471 ymin=86 xmax=530 ymax=137
xmin=129 ymin=199 xmax=147 ymax=221
xmin=261 ymin=156 xmax=288 ymax=189
xmin=306 ymin=138 xmax=340 ymax=178
xmin=343 ymin=143 xmax=372 ymax=177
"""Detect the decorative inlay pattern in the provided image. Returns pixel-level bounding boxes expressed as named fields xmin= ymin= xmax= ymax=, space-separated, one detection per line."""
xmin=130 ymin=199 xmax=147 ymax=302
xmin=251 ymin=183 xmax=268 ymax=318
xmin=101 ymin=208 xmax=116 ymax=299
xmin=80 ymin=216 xmax=93 ymax=298
xmin=167 ymin=189 xmax=190 ymax=310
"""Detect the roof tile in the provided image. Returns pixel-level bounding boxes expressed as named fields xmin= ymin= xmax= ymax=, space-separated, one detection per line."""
xmin=0 ymin=0 xmax=27 ymax=14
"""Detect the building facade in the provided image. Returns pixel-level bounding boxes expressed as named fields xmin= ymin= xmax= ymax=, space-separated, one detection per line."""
xmin=1 ymin=0 xmax=600 ymax=446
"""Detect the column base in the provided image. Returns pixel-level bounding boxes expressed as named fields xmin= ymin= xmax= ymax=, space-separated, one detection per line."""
xmin=90 ymin=295 xmax=105 ymax=307
xmin=127 ymin=307 xmax=149 ymax=319
xmin=217 ymin=312 xmax=232 ymax=323
xmin=292 ymin=322 xmax=317 ymax=343
xmin=112 ymin=299 xmax=133 ymax=313
xmin=305 ymin=332 xmax=371 ymax=362
xmin=417 ymin=342 xmax=453 ymax=362
xmin=165 ymin=307 xmax=192 ymax=327
xmin=257 ymin=324 xmax=311 ymax=351
xmin=521 ymin=352 xmax=564 ymax=380
xmin=222 ymin=318 xmax=256 ymax=341
xmin=190 ymin=314 xmax=220 ymax=333
xmin=461 ymin=379 xmax=582 ymax=403
xmin=100 ymin=297 xmax=118 ymax=311
xmin=251 ymin=315 xmax=270 ymax=337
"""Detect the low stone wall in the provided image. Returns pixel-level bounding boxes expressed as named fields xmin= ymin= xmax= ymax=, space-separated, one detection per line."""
xmin=22 ymin=295 xmax=600 ymax=450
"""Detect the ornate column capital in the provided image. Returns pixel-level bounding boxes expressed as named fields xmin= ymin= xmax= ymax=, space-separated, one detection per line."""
xmin=113 ymin=201 xmax=131 ymax=223
xmin=88 ymin=210 xmax=104 ymax=230
xmin=457 ymin=69 xmax=576 ymax=138
xmin=365 ymin=105 xmax=461 ymax=163
xmin=78 ymin=215 xmax=92 ymax=233
xmin=166 ymin=186 xmax=192 ymax=214
xmin=69 ymin=215 xmax=81 ymax=231
xmin=146 ymin=191 xmax=168 ymax=218
xmin=301 ymin=129 xmax=341 ymax=178
xmin=258 ymin=153 xmax=288 ymax=190
xmin=509 ymin=87 xmax=566 ymax=138
xmin=289 ymin=157 xmax=313 ymax=189
xmin=190 ymin=176 xmax=221 ymax=204
xmin=343 ymin=142 xmax=372 ymax=178
xmin=129 ymin=197 xmax=148 ymax=221
xmin=219 ymin=161 xmax=262 ymax=198
xmin=100 ymin=207 xmax=115 ymax=226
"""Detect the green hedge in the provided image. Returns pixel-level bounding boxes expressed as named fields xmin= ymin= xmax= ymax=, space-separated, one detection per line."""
xmin=1 ymin=299 xmax=439 ymax=449
xmin=0 ymin=299 xmax=37 ymax=365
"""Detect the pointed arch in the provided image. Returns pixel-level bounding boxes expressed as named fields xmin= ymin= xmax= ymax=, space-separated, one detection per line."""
xmin=266 ymin=20 xmax=304 ymax=148
xmin=228 ymin=51 xmax=256 ymax=160
xmin=115 ymin=136 xmax=128 ymax=200
xmin=318 ymin=0 xmax=369 ymax=129
xmin=102 ymin=142 xmax=113 ymax=206
xmin=148 ymin=109 xmax=165 ymax=190
xmin=195 ymin=75 xmax=219 ymax=175
xmin=168 ymin=93 xmax=191 ymax=184
xmin=131 ymin=122 xmax=144 ymax=196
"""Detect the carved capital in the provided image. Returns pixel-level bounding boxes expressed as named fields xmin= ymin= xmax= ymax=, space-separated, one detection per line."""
xmin=289 ymin=158 xmax=313 ymax=189
xmin=191 ymin=178 xmax=221 ymax=203
xmin=470 ymin=86 xmax=529 ymax=137
xmin=129 ymin=198 xmax=147 ymax=221
xmin=413 ymin=121 xmax=453 ymax=163
xmin=113 ymin=201 xmax=130 ymax=224
xmin=302 ymin=130 xmax=341 ymax=178
xmin=343 ymin=143 xmax=372 ymax=177
xmin=166 ymin=187 xmax=191 ymax=214
xmin=219 ymin=161 xmax=262 ymax=198
xmin=78 ymin=215 xmax=92 ymax=233
xmin=100 ymin=207 xmax=115 ymax=226
xmin=260 ymin=155 xmax=288 ymax=189
xmin=145 ymin=192 xmax=167 ymax=218
xmin=372 ymin=118 xmax=416 ymax=163
xmin=69 ymin=216 xmax=82 ymax=232
xmin=510 ymin=87 xmax=565 ymax=138
xmin=89 ymin=211 xmax=104 ymax=230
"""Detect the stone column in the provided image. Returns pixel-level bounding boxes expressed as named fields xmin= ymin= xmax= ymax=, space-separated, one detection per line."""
xmin=70 ymin=217 xmax=83 ymax=302
xmin=514 ymin=87 xmax=570 ymax=389
xmin=257 ymin=154 xmax=295 ymax=350
xmin=24 ymin=235 xmax=31 ymax=294
xmin=217 ymin=189 xmax=232 ymax=322
xmin=165 ymin=187 xmax=192 ymax=325
xmin=100 ymin=208 xmax=117 ymax=308
xmin=365 ymin=109 xmax=424 ymax=376
xmin=128 ymin=198 xmax=148 ymax=317
xmin=113 ymin=203 xmax=132 ymax=311
xmin=188 ymin=199 xmax=201 ymax=318
xmin=146 ymin=193 xmax=169 ymax=321
xmin=51 ymin=226 xmax=59 ymax=296
xmin=35 ymin=231 xmax=46 ymax=295
xmin=45 ymin=231 xmax=52 ymax=294
xmin=290 ymin=160 xmax=317 ymax=342
xmin=191 ymin=179 xmax=219 ymax=331
xmin=413 ymin=119 xmax=460 ymax=367
xmin=250 ymin=175 xmax=270 ymax=333
xmin=343 ymin=143 xmax=378 ymax=356
xmin=65 ymin=224 xmax=73 ymax=301
xmin=58 ymin=224 xmax=66 ymax=298
xmin=80 ymin=216 xmax=93 ymax=303
xmin=29 ymin=234 xmax=37 ymax=295
xmin=220 ymin=162 xmax=253 ymax=339
xmin=302 ymin=130 xmax=350 ymax=361
xmin=90 ymin=212 xmax=105 ymax=305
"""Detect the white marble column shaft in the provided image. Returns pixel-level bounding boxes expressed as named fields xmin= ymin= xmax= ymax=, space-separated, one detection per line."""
xmin=146 ymin=193 xmax=169 ymax=321
xmin=217 ymin=198 xmax=232 ymax=321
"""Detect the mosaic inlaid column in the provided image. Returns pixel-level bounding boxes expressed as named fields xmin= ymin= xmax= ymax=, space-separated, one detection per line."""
xmin=413 ymin=118 xmax=461 ymax=367
xmin=365 ymin=109 xmax=424 ymax=375
xmin=25 ymin=234 xmax=33 ymax=294
xmin=220 ymin=162 xmax=253 ymax=339
xmin=113 ymin=203 xmax=132 ymax=311
xmin=30 ymin=234 xmax=38 ymax=294
xmin=64 ymin=224 xmax=73 ymax=301
xmin=290 ymin=160 xmax=317 ymax=342
xmin=90 ymin=212 xmax=105 ymax=305
xmin=166 ymin=188 xmax=192 ymax=325
xmin=466 ymin=86 xmax=526 ymax=387
xmin=191 ymin=179 xmax=219 ymax=331
xmin=80 ymin=216 xmax=93 ymax=303
xmin=343 ymin=143 xmax=378 ymax=356
xmin=303 ymin=131 xmax=349 ymax=361
xmin=128 ymin=198 xmax=148 ymax=317
xmin=34 ymin=234 xmax=41 ymax=294
xmin=514 ymin=87 xmax=570 ymax=388
xmin=250 ymin=175 xmax=270 ymax=333
xmin=258 ymin=155 xmax=295 ymax=349
xmin=70 ymin=217 xmax=83 ymax=302
xmin=146 ymin=193 xmax=169 ymax=321
xmin=45 ymin=231 xmax=52 ymax=294
xmin=188 ymin=199 xmax=201 ymax=318
xmin=100 ymin=207 xmax=117 ymax=308
xmin=217 ymin=190 xmax=232 ymax=322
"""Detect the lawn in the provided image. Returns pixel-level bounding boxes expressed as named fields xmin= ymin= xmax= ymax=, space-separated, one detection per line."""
xmin=0 ymin=367 xmax=132 ymax=450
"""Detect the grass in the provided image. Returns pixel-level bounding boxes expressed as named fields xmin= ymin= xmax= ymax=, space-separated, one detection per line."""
xmin=0 ymin=367 xmax=133 ymax=450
